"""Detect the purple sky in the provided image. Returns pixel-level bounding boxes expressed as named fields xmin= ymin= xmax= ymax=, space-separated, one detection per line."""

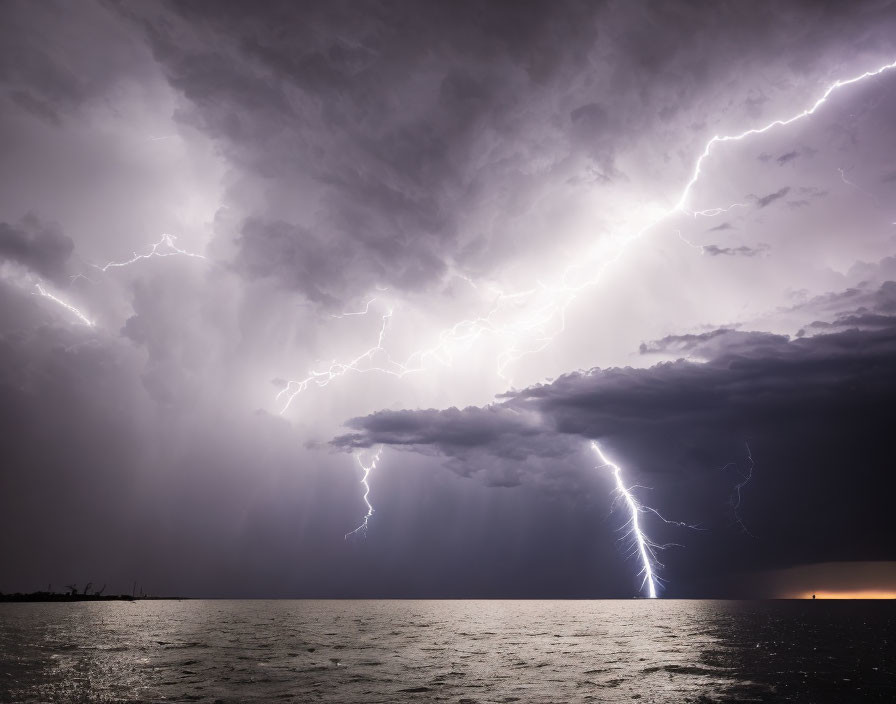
xmin=2 ymin=0 xmax=896 ymax=597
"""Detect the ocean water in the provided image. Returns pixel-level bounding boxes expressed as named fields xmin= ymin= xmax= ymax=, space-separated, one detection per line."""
xmin=1 ymin=599 xmax=894 ymax=703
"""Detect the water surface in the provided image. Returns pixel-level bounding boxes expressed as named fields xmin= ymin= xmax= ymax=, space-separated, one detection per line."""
xmin=1 ymin=599 xmax=893 ymax=702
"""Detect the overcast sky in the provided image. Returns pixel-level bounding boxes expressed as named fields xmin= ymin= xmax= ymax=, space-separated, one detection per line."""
xmin=2 ymin=0 xmax=896 ymax=598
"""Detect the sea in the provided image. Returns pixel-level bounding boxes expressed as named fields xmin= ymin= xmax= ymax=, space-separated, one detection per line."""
xmin=1 ymin=599 xmax=894 ymax=703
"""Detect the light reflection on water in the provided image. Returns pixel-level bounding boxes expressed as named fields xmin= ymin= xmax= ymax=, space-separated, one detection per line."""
xmin=1 ymin=599 xmax=894 ymax=702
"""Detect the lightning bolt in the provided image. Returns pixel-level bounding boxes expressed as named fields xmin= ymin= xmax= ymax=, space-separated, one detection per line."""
xmin=277 ymin=309 xmax=404 ymax=414
xmin=276 ymin=58 xmax=896 ymax=410
xmin=94 ymin=233 xmax=206 ymax=272
xmin=270 ymin=59 xmax=896 ymax=560
xmin=722 ymin=441 xmax=755 ymax=536
xmin=34 ymin=283 xmax=94 ymax=327
xmin=592 ymin=442 xmax=660 ymax=598
xmin=675 ymin=59 xmax=896 ymax=213
xmin=23 ymin=234 xmax=205 ymax=328
xmin=344 ymin=446 xmax=383 ymax=539
xmin=330 ymin=297 xmax=378 ymax=318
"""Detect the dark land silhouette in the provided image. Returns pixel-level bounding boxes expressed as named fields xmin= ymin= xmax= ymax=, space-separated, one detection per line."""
xmin=0 ymin=583 xmax=184 ymax=602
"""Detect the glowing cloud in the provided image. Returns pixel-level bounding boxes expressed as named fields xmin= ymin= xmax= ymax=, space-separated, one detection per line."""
xmin=276 ymin=58 xmax=896 ymax=411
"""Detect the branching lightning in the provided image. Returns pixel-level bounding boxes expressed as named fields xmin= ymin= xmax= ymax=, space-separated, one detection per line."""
xmin=276 ymin=59 xmax=896 ymax=410
xmin=592 ymin=442 xmax=660 ymax=598
xmin=24 ymin=233 xmax=205 ymax=328
xmin=344 ymin=446 xmax=383 ymax=539
xmin=34 ymin=283 xmax=94 ymax=327
xmin=277 ymin=309 xmax=405 ymax=414
xmin=94 ymin=233 xmax=206 ymax=272
xmin=722 ymin=441 xmax=755 ymax=536
xmin=675 ymin=59 xmax=896 ymax=213
xmin=269 ymin=59 xmax=896 ymax=570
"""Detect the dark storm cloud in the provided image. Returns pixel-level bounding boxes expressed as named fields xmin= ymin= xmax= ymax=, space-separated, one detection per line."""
xmin=113 ymin=0 xmax=604 ymax=302
xmin=336 ymin=287 xmax=896 ymax=467
xmin=108 ymin=0 xmax=896 ymax=307
xmin=707 ymin=222 xmax=733 ymax=232
xmin=795 ymin=280 xmax=896 ymax=335
xmin=235 ymin=219 xmax=351 ymax=305
xmin=754 ymin=186 xmax=791 ymax=208
xmin=0 ymin=1 xmax=153 ymax=124
xmin=335 ymin=280 xmax=896 ymax=575
xmin=0 ymin=215 xmax=73 ymax=284
xmin=4 ymin=0 xmax=896 ymax=599
xmin=784 ymin=261 xmax=896 ymax=324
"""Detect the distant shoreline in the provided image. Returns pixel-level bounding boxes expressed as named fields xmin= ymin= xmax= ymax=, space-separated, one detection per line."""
xmin=0 ymin=593 xmax=186 ymax=603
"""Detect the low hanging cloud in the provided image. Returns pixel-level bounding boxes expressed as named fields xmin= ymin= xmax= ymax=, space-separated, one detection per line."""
xmin=333 ymin=279 xmax=896 ymax=570
xmin=335 ymin=279 xmax=896 ymax=489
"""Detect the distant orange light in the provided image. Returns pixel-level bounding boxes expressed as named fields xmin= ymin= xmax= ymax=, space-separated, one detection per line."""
xmin=794 ymin=591 xmax=896 ymax=600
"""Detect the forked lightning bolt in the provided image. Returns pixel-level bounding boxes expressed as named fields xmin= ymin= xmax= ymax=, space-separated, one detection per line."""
xmin=344 ymin=446 xmax=383 ymax=539
xmin=26 ymin=234 xmax=205 ymax=328
xmin=278 ymin=310 xmax=402 ymax=414
xmin=675 ymin=59 xmax=896 ymax=213
xmin=95 ymin=233 xmax=205 ymax=272
xmin=276 ymin=58 xmax=896 ymax=410
xmin=592 ymin=442 xmax=660 ymax=598
xmin=274 ymin=59 xmax=896 ymax=558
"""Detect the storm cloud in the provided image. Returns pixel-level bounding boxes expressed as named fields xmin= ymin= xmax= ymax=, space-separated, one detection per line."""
xmin=335 ymin=279 xmax=896 ymax=578
xmin=337 ymin=282 xmax=896 ymax=470
xmin=2 ymin=0 xmax=896 ymax=597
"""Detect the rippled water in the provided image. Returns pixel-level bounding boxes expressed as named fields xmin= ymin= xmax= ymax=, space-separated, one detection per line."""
xmin=1 ymin=599 xmax=894 ymax=702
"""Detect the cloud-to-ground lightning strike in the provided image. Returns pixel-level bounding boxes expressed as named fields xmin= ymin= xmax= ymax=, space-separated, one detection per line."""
xmin=276 ymin=59 xmax=896 ymax=411
xmin=94 ymin=233 xmax=206 ymax=272
xmin=591 ymin=442 xmax=659 ymax=599
xmin=273 ymin=59 xmax=895 ymax=568
xmin=726 ymin=442 xmax=755 ymax=536
xmin=34 ymin=283 xmax=94 ymax=326
xmin=344 ymin=446 xmax=383 ymax=539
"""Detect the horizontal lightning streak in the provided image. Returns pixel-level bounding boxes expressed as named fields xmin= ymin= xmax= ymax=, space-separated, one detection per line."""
xmin=276 ymin=59 xmax=896 ymax=411
xmin=331 ymin=298 xmax=378 ymax=318
xmin=95 ymin=233 xmax=205 ymax=272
